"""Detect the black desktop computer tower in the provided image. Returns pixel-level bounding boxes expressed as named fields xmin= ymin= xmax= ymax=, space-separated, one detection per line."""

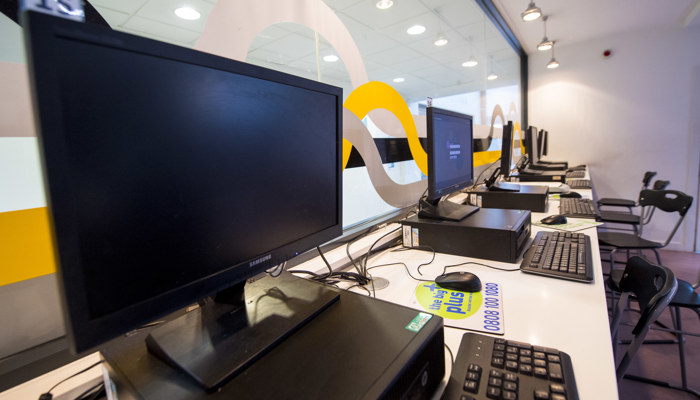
xmin=401 ymin=208 xmax=531 ymax=263
xmin=101 ymin=273 xmax=445 ymax=400
xmin=467 ymin=185 xmax=549 ymax=212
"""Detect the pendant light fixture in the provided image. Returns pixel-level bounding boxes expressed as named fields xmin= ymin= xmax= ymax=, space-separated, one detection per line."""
xmin=547 ymin=44 xmax=559 ymax=69
xmin=521 ymin=1 xmax=542 ymax=22
xmin=537 ymin=16 xmax=553 ymax=51
xmin=462 ymin=37 xmax=478 ymax=67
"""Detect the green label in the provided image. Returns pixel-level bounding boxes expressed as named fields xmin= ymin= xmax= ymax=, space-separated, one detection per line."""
xmin=406 ymin=312 xmax=433 ymax=332
xmin=415 ymin=282 xmax=483 ymax=320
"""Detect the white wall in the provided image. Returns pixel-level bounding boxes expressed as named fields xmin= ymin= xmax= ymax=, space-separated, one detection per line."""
xmin=528 ymin=25 xmax=700 ymax=251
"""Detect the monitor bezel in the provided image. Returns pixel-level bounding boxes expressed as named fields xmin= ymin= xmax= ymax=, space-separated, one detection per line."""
xmin=24 ymin=11 xmax=343 ymax=353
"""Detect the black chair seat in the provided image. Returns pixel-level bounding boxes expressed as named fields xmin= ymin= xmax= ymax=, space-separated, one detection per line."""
xmin=598 ymin=197 xmax=636 ymax=208
xmin=670 ymin=279 xmax=700 ymax=308
xmin=598 ymin=232 xmax=662 ymax=249
xmin=598 ymin=210 xmax=641 ymax=225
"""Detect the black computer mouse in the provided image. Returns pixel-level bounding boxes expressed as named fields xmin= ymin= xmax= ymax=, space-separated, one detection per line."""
xmin=560 ymin=191 xmax=582 ymax=198
xmin=541 ymin=214 xmax=567 ymax=225
xmin=435 ymin=271 xmax=482 ymax=292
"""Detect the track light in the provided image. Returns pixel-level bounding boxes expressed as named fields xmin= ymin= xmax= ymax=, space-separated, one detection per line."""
xmin=521 ymin=1 xmax=542 ymax=22
xmin=537 ymin=16 xmax=553 ymax=51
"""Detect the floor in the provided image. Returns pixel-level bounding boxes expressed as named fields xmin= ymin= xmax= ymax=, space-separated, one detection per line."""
xmin=608 ymin=249 xmax=700 ymax=400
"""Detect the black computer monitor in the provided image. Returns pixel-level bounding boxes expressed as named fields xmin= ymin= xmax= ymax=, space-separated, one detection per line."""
xmin=537 ymin=129 xmax=545 ymax=160
xmin=526 ymin=126 xmax=540 ymax=165
xmin=542 ymin=130 xmax=549 ymax=156
xmin=24 ymin=12 xmax=342 ymax=390
xmin=500 ymin=121 xmax=514 ymax=179
xmin=419 ymin=107 xmax=479 ymax=221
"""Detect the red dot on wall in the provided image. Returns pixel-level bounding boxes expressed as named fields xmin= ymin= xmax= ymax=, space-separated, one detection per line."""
xmin=603 ymin=49 xmax=612 ymax=58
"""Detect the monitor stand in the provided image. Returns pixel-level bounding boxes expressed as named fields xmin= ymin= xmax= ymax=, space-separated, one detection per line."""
xmin=418 ymin=198 xmax=479 ymax=221
xmin=144 ymin=274 xmax=339 ymax=392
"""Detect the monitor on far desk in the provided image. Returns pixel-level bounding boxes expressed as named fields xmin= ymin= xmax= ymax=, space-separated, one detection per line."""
xmin=419 ymin=106 xmax=480 ymax=221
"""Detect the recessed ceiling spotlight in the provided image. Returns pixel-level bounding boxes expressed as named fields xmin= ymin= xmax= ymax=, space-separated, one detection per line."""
xmin=174 ymin=7 xmax=200 ymax=20
xmin=521 ymin=1 xmax=542 ymax=22
xmin=407 ymin=25 xmax=426 ymax=35
xmin=487 ymin=73 xmax=498 ymax=80
xmin=393 ymin=77 xmax=405 ymax=83
xmin=462 ymin=59 xmax=478 ymax=68
xmin=434 ymin=37 xmax=448 ymax=46
xmin=323 ymin=55 xmax=339 ymax=62
xmin=376 ymin=0 xmax=394 ymax=10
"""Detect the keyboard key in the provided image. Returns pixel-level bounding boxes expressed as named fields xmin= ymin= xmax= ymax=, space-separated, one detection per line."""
xmin=445 ymin=333 xmax=579 ymax=400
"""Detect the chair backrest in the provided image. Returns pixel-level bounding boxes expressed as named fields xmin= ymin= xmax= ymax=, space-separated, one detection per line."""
xmin=611 ymin=256 xmax=677 ymax=383
xmin=637 ymin=189 xmax=694 ymax=244
xmin=652 ymin=180 xmax=670 ymax=190
xmin=641 ymin=171 xmax=657 ymax=189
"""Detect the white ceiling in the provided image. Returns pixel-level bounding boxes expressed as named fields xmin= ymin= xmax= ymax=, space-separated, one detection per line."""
xmin=493 ymin=0 xmax=700 ymax=55
xmin=87 ymin=0 xmax=520 ymax=104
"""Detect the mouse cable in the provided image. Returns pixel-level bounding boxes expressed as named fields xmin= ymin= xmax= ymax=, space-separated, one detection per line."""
xmin=366 ymin=261 xmax=435 ymax=283
xmin=444 ymin=343 xmax=455 ymax=366
xmin=443 ymin=261 xmax=520 ymax=273
xmin=38 ymin=360 xmax=103 ymax=400
xmin=389 ymin=245 xmax=437 ymax=276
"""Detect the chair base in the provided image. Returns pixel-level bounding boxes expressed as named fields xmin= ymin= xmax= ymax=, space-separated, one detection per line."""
xmin=623 ymin=374 xmax=700 ymax=399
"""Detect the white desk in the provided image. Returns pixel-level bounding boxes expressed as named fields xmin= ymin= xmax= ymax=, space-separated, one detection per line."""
xmin=2 ymin=176 xmax=617 ymax=400
xmin=292 ymin=179 xmax=618 ymax=399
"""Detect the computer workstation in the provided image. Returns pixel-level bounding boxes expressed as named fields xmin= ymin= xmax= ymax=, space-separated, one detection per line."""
xmin=13 ymin=11 xmax=615 ymax=400
xmin=23 ymin=12 xmax=443 ymax=399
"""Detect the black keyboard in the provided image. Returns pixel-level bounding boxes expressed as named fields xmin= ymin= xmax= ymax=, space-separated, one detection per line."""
xmin=559 ymin=198 xmax=597 ymax=218
xmin=520 ymin=231 xmax=594 ymax=283
xmin=567 ymin=179 xmax=591 ymax=189
xmin=565 ymin=170 xmax=584 ymax=179
xmin=444 ymin=332 xmax=580 ymax=400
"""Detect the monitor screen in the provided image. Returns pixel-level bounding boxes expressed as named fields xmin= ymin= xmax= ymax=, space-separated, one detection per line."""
xmin=537 ymin=129 xmax=545 ymax=160
xmin=542 ymin=130 xmax=549 ymax=156
xmin=426 ymin=107 xmax=474 ymax=201
xmin=25 ymin=10 xmax=342 ymax=367
xmin=499 ymin=121 xmax=514 ymax=179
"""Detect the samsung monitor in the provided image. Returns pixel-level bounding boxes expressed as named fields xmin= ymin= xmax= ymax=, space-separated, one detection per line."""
xmin=24 ymin=11 xmax=342 ymax=390
xmin=420 ymin=107 xmax=479 ymax=221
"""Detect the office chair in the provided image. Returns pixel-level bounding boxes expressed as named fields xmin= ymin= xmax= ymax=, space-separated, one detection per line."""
xmin=597 ymin=180 xmax=671 ymax=234
xmin=610 ymin=256 xmax=677 ymax=387
xmin=608 ymin=259 xmax=700 ymax=397
xmin=598 ymin=189 xmax=694 ymax=275
xmin=597 ymin=171 xmax=657 ymax=211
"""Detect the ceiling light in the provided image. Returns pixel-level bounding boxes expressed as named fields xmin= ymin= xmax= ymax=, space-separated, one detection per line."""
xmin=174 ymin=7 xmax=200 ymax=20
xmin=538 ymin=39 xmax=553 ymax=51
xmin=323 ymin=55 xmax=339 ymax=62
xmin=487 ymin=73 xmax=498 ymax=80
xmin=434 ymin=37 xmax=448 ymax=46
xmin=393 ymin=77 xmax=405 ymax=83
xmin=537 ymin=16 xmax=553 ymax=51
xmin=407 ymin=25 xmax=426 ymax=35
xmin=376 ymin=0 xmax=393 ymax=10
xmin=547 ymin=45 xmax=559 ymax=69
xmin=462 ymin=59 xmax=478 ymax=67
xmin=521 ymin=1 xmax=542 ymax=22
